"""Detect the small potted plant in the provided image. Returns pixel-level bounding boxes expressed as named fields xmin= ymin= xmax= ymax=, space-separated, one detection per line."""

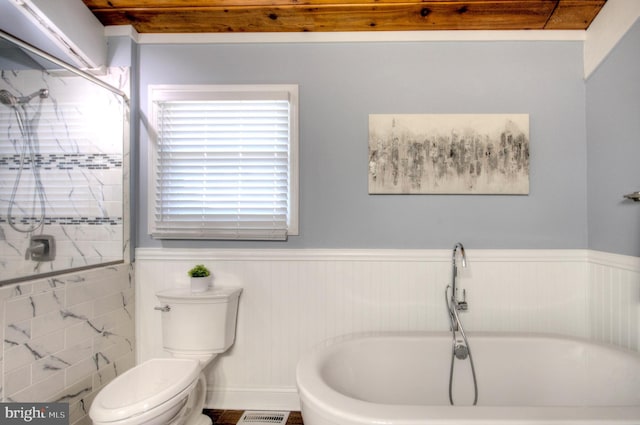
xmin=187 ymin=264 xmax=212 ymax=293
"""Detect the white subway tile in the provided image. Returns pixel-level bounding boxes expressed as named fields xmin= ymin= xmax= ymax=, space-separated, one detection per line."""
xmin=8 ymin=371 xmax=65 ymax=402
xmin=31 ymin=301 xmax=93 ymax=340
xmin=4 ymin=320 xmax=31 ymax=349
xmin=54 ymin=376 xmax=92 ymax=404
xmin=4 ymin=365 xmax=31 ymax=396
xmin=4 ymin=343 xmax=35 ymax=373
xmin=65 ymin=356 xmax=97 ymax=388
xmin=5 ymin=296 xmax=37 ymax=323
xmin=31 ymin=290 xmax=65 ymax=317
xmin=93 ymin=361 xmax=117 ymax=389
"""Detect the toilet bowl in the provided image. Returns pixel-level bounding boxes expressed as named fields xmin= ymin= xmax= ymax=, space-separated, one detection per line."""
xmin=90 ymin=359 xmax=202 ymax=425
xmin=90 ymin=287 xmax=242 ymax=425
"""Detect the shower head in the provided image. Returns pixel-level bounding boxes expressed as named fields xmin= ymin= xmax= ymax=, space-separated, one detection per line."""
xmin=0 ymin=88 xmax=48 ymax=107
xmin=0 ymin=89 xmax=18 ymax=107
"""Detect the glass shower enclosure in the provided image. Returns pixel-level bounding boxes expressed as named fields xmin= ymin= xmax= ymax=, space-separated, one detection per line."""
xmin=0 ymin=30 xmax=129 ymax=284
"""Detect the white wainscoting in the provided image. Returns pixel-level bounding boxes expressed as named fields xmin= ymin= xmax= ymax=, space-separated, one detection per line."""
xmin=134 ymin=248 xmax=640 ymax=411
xmin=588 ymin=250 xmax=640 ymax=350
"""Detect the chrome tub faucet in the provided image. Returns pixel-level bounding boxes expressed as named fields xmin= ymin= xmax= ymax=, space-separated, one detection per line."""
xmin=450 ymin=242 xmax=467 ymax=313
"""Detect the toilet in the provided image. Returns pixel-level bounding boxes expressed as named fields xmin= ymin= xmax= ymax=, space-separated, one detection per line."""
xmin=90 ymin=287 xmax=242 ymax=425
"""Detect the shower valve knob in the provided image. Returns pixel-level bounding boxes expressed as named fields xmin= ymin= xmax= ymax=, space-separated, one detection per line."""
xmin=25 ymin=235 xmax=55 ymax=261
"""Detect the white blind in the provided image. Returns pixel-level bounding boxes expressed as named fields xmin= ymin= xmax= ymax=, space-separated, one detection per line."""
xmin=151 ymin=95 xmax=292 ymax=240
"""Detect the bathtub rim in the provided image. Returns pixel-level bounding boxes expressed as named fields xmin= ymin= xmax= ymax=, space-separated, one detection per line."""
xmin=295 ymin=331 xmax=640 ymax=425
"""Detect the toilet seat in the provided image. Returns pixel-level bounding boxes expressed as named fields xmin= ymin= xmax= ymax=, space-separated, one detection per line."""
xmin=91 ymin=358 xmax=200 ymax=424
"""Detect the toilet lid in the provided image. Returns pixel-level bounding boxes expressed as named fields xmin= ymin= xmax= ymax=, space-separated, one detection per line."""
xmin=91 ymin=358 xmax=200 ymax=423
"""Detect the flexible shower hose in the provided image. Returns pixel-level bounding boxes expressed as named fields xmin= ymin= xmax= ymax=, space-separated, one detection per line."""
xmin=6 ymin=103 xmax=46 ymax=233
xmin=445 ymin=285 xmax=479 ymax=406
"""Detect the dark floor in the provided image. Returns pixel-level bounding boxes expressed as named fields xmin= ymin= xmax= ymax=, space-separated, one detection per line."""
xmin=203 ymin=410 xmax=304 ymax=425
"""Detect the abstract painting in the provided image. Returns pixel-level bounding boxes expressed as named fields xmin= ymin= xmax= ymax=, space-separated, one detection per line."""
xmin=368 ymin=114 xmax=529 ymax=194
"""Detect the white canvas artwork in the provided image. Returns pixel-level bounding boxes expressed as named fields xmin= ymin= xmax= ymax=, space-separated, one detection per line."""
xmin=368 ymin=114 xmax=530 ymax=194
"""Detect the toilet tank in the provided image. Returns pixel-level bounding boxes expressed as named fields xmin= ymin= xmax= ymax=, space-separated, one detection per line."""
xmin=156 ymin=287 xmax=242 ymax=358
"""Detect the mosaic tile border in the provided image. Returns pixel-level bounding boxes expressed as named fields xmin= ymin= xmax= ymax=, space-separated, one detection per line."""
xmin=0 ymin=153 xmax=123 ymax=170
xmin=0 ymin=217 xmax=123 ymax=226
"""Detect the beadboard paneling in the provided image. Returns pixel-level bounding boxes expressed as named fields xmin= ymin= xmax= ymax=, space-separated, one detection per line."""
xmin=588 ymin=250 xmax=640 ymax=350
xmin=134 ymin=248 xmax=640 ymax=410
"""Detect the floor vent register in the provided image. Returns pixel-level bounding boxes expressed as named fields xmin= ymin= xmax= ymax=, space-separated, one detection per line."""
xmin=237 ymin=411 xmax=290 ymax=425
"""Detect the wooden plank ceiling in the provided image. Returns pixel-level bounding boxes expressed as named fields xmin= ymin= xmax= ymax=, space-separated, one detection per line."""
xmin=82 ymin=0 xmax=606 ymax=33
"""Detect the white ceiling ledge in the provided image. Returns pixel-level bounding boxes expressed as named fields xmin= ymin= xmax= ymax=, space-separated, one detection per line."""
xmin=584 ymin=0 xmax=640 ymax=79
xmin=107 ymin=27 xmax=585 ymax=44
xmin=1 ymin=0 xmax=106 ymax=69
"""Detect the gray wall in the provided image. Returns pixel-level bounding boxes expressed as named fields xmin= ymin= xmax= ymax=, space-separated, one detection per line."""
xmin=587 ymin=20 xmax=640 ymax=257
xmin=136 ymin=40 xmax=588 ymax=249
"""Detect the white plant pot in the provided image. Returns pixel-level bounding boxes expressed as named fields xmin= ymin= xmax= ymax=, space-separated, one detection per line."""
xmin=190 ymin=276 xmax=212 ymax=293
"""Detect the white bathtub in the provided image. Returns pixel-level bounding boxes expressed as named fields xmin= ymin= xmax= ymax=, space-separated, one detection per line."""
xmin=296 ymin=332 xmax=640 ymax=425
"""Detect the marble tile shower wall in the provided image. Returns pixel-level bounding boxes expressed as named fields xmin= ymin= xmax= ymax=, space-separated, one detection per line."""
xmin=0 ymin=67 xmax=128 ymax=282
xmin=0 ymin=263 xmax=135 ymax=425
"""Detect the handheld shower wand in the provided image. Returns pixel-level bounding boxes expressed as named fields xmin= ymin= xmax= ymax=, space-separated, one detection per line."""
xmin=1 ymin=88 xmax=49 ymax=233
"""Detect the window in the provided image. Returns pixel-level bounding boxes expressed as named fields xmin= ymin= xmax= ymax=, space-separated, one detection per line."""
xmin=148 ymin=85 xmax=298 ymax=240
